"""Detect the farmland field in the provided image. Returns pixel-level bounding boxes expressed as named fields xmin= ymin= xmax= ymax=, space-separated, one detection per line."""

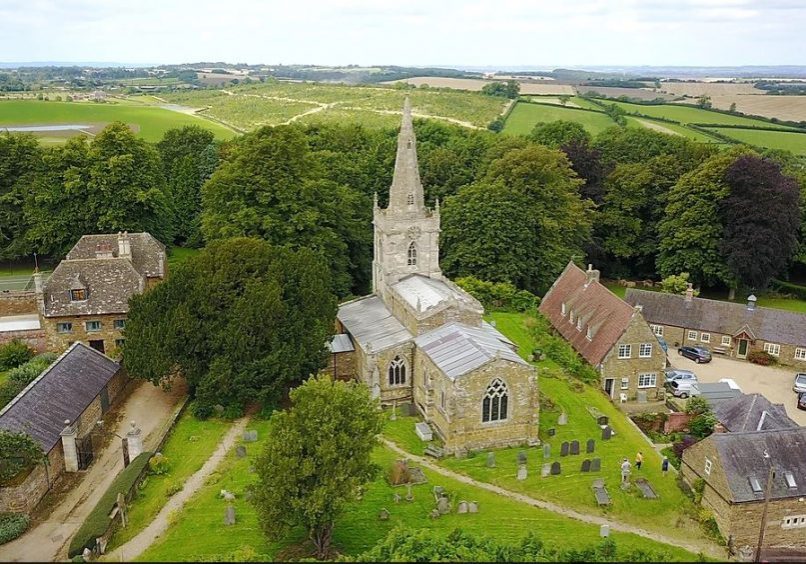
xmin=608 ymin=100 xmax=797 ymax=129
xmin=704 ymin=95 xmax=806 ymax=123
xmin=625 ymin=116 xmax=722 ymax=143
xmin=656 ymin=81 xmax=763 ymax=97
xmin=575 ymin=86 xmax=675 ymax=101
xmin=385 ymin=76 xmax=574 ymax=95
xmin=706 ymin=127 xmax=806 ymax=154
xmin=0 ymin=100 xmax=236 ymax=142
xmin=503 ymin=102 xmax=616 ymax=136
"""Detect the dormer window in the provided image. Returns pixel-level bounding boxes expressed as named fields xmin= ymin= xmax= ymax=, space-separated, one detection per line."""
xmin=561 ymin=303 xmax=567 ymax=316
xmin=576 ymin=317 xmax=583 ymax=331
xmin=71 ymin=288 xmax=87 ymax=301
xmin=586 ymin=326 xmax=593 ymax=341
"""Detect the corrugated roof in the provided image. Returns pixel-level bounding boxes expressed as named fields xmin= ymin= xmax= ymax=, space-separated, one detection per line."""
xmin=390 ymin=274 xmax=480 ymax=314
xmin=415 ymin=322 xmax=527 ymax=380
xmin=714 ymin=393 xmax=799 ymax=432
xmin=328 ymin=334 xmax=355 ymax=353
xmin=0 ymin=343 xmax=121 ymax=452
xmin=625 ymin=289 xmax=806 ymax=346
xmin=0 ymin=314 xmax=41 ymax=332
xmin=337 ymin=295 xmax=412 ymax=352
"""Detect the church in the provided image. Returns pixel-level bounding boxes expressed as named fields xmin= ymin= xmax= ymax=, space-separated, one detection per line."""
xmin=330 ymin=99 xmax=539 ymax=455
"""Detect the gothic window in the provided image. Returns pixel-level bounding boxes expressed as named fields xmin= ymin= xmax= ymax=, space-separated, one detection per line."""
xmin=407 ymin=242 xmax=417 ymax=266
xmin=482 ymin=378 xmax=508 ymax=423
xmin=388 ymin=355 xmax=407 ymax=386
xmin=407 ymin=193 xmax=414 ymax=205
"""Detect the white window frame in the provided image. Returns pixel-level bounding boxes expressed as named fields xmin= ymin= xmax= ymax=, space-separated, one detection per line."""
xmin=638 ymin=373 xmax=657 ymax=388
xmin=700 ymin=333 xmax=711 ymax=343
xmin=687 ymin=330 xmax=697 ymax=341
xmin=650 ymin=324 xmax=663 ymax=337
xmin=704 ymin=458 xmax=712 ymax=476
xmin=621 ymin=377 xmax=629 ymax=390
xmin=795 ymin=347 xmax=806 ymax=361
xmin=782 ymin=515 xmax=806 ymax=529
xmin=57 ymin=322 xmax=73 ymax=333
xmin=639 ymin=343 xmax=652 ymax=358
xmin=85 ymin=320 xmax=101 ymax=332
xmin=763 ymin=342 xmax=781 ymax=357
xmin=617 ymin=344 xmax=632 ymax=359
xmin=721 ymin=336 xmax=732 ymax=347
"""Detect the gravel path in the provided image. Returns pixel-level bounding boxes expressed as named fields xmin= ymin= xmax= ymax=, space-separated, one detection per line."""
xmin=105 ymin=417 xmax=250 ymax=562
xmin=382 ymin=439 xmax=725 ymax=559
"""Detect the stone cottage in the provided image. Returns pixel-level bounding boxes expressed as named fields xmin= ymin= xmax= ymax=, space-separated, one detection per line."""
xmin=0 ymin=343 xmax=131 ymax=514
xmin=330 ymin=99 xmax=539 ymax=455
xmin=539 ymin=262 xmax=666 ymax=402
xmin=36 ymin=231 xmax=167 ymax=354
xmin=625 ymin=288 xmax=806 ymax=368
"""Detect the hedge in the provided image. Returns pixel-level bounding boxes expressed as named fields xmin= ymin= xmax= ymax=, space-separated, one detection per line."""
xmin=68 ymin=451 xmax=153 ymax=557
xmin=771 ymin=279 xmax=806 ymax=301
xmin=0 ymin=513 xmax=29 ymax=545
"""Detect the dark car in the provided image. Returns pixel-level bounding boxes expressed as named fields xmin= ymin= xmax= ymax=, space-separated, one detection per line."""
xmin=798 ymin=392 xmax=806 ymax=411
xmin=678 ymin=345 xmax=712 ymax=364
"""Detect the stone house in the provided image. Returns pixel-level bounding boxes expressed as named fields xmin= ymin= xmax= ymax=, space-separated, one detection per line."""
xmin=539 ymin=262 xmax=666 ymax=402
xmin=681 ymin=428 xmax=806 ymax=555
xmin=35 ymin=231 xmax=167 ymax=355
xmin=0 ymin=343 xmax=131 ymax=514
xmin=625 ymin=288 xmax=806 ymax=369
xmin=330 ymin=99 xmax=539 ymax=455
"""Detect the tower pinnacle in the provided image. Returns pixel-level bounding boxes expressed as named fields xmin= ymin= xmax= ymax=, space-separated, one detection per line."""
xmin=388 ymin=97 xmax=424 ymax=213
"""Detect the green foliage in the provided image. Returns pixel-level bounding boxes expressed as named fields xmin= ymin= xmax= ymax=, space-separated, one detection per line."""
xmin=251 ymin=375 xmax=383 ymax=559
xmin=481 ymin=80 xmax=519 ymax=99
xmin=68 ymin=451 xmax=152 ymax=557
xmin=0 ymin=513 xmax=29 ymax=545
xmin=124 ymin=238 xmax=336 ymax=413
xmin=684 ymin=396 xmax=710 ymax=416
xmin=0 ymin=353 xmax=58 ymax=409
xmin=660 ymin=273 xmax=699 ymax=295
xmin=454 ymin=276 xmax=540 ymax=312
xmin=747 ymin=350 xmax=777 ymax=366
xmin=0 ymin=133 xmax=41 ymax=260
xmin=0 ymin=341 xmax=34 ymax=371
xmin=487 ymin=117 xmax=504 ymax=132
xmin=523 ymin=314 xmax=599 ymax=383
xmin=771 ymin=278 xmax=806 ymax=300
xmin=148 ymin=453 xmax=170 ymax=476
xmin=0 ymin=430 xmax=44 ymax=483
xmin=530 ymin=120 xmax=591 ymax=149
xmin=689 ymin=412 xmax=716 ymax=440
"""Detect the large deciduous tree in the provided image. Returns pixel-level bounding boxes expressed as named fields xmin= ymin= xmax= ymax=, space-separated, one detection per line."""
xmin=123 ymin=238 xmax=336 ymax=414
xmin=719 ymin=155 xmax=801 ymax=289
xmin=0 ymin=133 xmax=41 ymax=260
xmin=530 ymin=120 xmax=590 ymax=150
xmin=250 ymin=375 xmax=382 ymax=559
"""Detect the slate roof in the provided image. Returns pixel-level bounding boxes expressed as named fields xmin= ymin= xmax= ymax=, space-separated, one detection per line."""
xmin=328 ymin=334 xmax=355 ymax=353
xmin=539 ymin=262 xmax=638 ymax=366
xmin=66 ymin=232 xmax=166 ymax=279
xmin=624 ymin=289 xmax=806 ymax=346
xmin=0 ymin=343 xmax=121 ymax=452
xmin=698 ymin=382 xmax=743 ymax=408
xmin=337 ymin=295 xmax=413 ymax=352
xmin=714 ymin=393 xmax=799 ymax=432
xmin=390 ymin=274 xmax=482 ymax=314
xmin=415 ymin=322 xmax=527 ymax=380
xmin=707 ymin=428 xmax=806 ymax=503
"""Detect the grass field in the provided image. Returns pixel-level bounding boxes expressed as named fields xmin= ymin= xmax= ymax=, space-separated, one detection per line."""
xmin=625 ymin=116 xmax=722 ymax=143
xmin=503 ymin=102 xmax=617 ymax=136
xmin=0 ymin=100 xmax=236 ymax=142
xmin=166 ymin=247 xmax=201 ymax=271
xmin=607 ymin=100 xmax=797 ymax=129
xmin=706 ymin=127 xmax=806 ymax=155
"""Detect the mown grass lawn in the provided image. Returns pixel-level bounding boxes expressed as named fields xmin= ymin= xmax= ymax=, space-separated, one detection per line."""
xmin=107 ymin=410 xmax=232 ymax=550
xmin=503 ymin=102 xmax=617 ymax=136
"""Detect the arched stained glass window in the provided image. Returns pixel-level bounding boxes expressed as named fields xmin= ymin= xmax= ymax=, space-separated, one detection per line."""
xmin=388 ymin=355 xmax=407 ymax=386
xmin=407 ymin=242 xmax=417 ymax=266
xmin=482 ymin=378 xmax=508 ymax=422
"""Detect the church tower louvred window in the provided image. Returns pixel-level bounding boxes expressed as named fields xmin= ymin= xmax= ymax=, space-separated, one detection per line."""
xmin=388 ymin=355 xmax=406 ymax=385
xmin=482 ymin=378 xmax=508 ymax=422
xmin=407 ymin=242 xmax=417 ymax=266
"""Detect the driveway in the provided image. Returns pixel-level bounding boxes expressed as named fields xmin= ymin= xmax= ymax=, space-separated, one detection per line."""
xmin=669 ymin=354 xmax=806 ymax=425
xmin=0 ymin=379 xmax=186 ymax=562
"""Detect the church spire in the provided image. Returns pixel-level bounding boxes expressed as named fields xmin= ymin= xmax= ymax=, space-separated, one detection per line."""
xmin=387 ymin=97 xmax=425 ymax=213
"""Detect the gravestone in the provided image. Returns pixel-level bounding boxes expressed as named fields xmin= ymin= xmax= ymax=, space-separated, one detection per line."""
xmin=548 ymin=427 xmax=556 ymax=437
xmin=379 ymin=508 xmax=390 ymax=521
xmin=541 ymin=463 xmax=551 ymax=477
xmin=586 ymin=439 xmax=595 ymax=454
xmin=600 ymin=524 xmax=610 ymax=538
xmin=602 ymin=426 xmax=613 ymax=440
xmin=243 ymin=430 xmax=258 ymax=442
xmin=543 ymin=444 xmax=551 ymax=459
xmin=581 ymin=459 xmax=591 ymax=472
xmin=550 ymin=461 xmax=561 ymax=475
xmin=405 ymin=483 xmax=414 ymax=502
xmin=560 ymin=442 xmax=569 ymax=457
xmin=517 ymin=451 xmax=527 ymax=465
xmin=620 ymin=481 xmax=631 ymax=492
xmin=597 ymin=415 xmax=609 ymax=426
xmin=221 ymin=489 xmax=235 ymax=502
xmin=457 ymin=501 xmax=468 ymax=514
xmin=393 ymin=493 xmax=401 ymax=504
xmin=433 ymin=486 xmax=445 ymax=501
xmin=235 ymin=445 xmax=247 ymax=458
xmin=468 ymin=501 xmax=478 ymax=513
xmin=558 ymin=411 xmax=568 ymax=425
xmin=637 ymin=390 xmax=648 ymax=403
xmin=429 ymin=509 xmax=440 ymax=519
xmin=570 ymin=440 xmax=580 ymax=455
xmin=517 ymin=464 xmax=528 ymax=481
xmin=224 ymin=505 xmax=236 ymax=526
xmin=437 ymin=496 xmax=450 ymax=515
xmin=591 ymin=458 xmax=601 ymax=472
xmin=486 ymin=452 xmax=496 ymax=468
xmin=415 ymin=422 xmax=433 ymax=441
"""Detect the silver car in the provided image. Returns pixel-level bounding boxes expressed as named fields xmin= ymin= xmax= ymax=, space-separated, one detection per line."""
xmin=664 ymin=368 xmax=698 ymax=383
xmin=794 ymin=373 xmax=806 ymax=394
xmin=667 ymin=379 xmax=701 ymax=399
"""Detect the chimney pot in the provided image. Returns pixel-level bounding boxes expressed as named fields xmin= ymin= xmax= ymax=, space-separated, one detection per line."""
xmin=585 ymin=264 xmax=600 ymax=285
xmin=684 ymin=283 xmax=694 ymax=302
xmin=747 ymin=294 xmax=757 ymax=311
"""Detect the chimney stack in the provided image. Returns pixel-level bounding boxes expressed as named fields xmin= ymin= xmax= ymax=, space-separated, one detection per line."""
xmin=95 ymin=242 xmax=114 ymax=259
xmin=118 ymin=231 xmax=132 ymax=261
xmin=585 ymin=264 xmax=600 ymax=285
xmin=684 ymin=283 xmax=694 ymax=303
xmin=634 ymin=304 xmax=643 ymax=314
xmin=747 ymin=294 xmax=757 ymax=311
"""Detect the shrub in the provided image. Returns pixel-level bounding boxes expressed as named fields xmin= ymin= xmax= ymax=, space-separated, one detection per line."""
xmin=672 ymin=434 xmax=698 ymax=461
xmin=165 ymin=482 xmax=182 ymax=497
xmin=7 ymin=353 xmax=57 ymax=387
xmin=68 ymin=451 xmax=152 ymax=557
xmin=748 ymin=350 xmax=776 ymax=365
xmin=0 ymin=431 xmax=44 ymax=484
xmin=0 ymin=341 xmax=34 ymax=371
xmin=771 ymin=279 xmax=806 ymax=300
xmin=689 ymin=412 xmax=716 ymax=439
xmin=455 ymin=277 xmax=540 ymax=312
xmin=148 ymin=453 xmax=170 ymax=475
xmin=0 ymin=513 xmax=29 ymax=545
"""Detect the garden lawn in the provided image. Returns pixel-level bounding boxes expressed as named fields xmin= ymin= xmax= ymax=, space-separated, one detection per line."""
xmin=166 ymin=246 xmax=201 ymax=271
xmin=705 ymin=127 xmax=806 ymax=155
xmin=503 ymin=102 xmax=617 ymax=136
xmin=107 ymin=410 xmax=232 ymax=550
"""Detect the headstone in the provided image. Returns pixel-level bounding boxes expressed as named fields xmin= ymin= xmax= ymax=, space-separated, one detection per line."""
xmin=620 ymin=481 xmax=631 ymax=491
xmin=437 ymin=496 xmax=450 ymax=515
xmin=737 ymin=546 xmax=755 ymax=563
xmin=405 ymin=483 xmax=414 ymax=502
xmin=581 ymin=459 xmax=591 ymax=472
xmin=457 ymin=501 xmax=468 ymax=514
xmin=517 ymin=451 xmax=527 ymax=465
xmin=390 ymin=400 xmax=397 ymax=421
xmin=602 ymin=426 xmax=613 ymax=440
xmin=586 ymin=439 xmax=595 ymax=454
xmin=550 ymin=461 xmax=561 ymax=475
xmin=560 ymin=442 xmax=569 ymax=457
xmin=378 ymin=508 xmax=390 ymax=521
xmin=429 ymin=509 xmax=441 ymax=519
xmin=393 ymin=493 xmax=401 ymax=504
xmin=243 ymin=430 xmax=258 ymax=442
xmin=637 ymin=390 xmax=648 ymax=403
xmin=415 ymin=422 xmax=433 ymax=441
xmin=433 ymin=486 xmax=445 ymax=501
xmin=548 ymin=427 xmax=556 ymax=437
xmin=235 ymin=445 xmax=247 ymax=458
xmin=468 ymin=501 xmax=478 ymax=513
xmin=591 ymin=458 xmax=601 ymax=472
xmin=558 ymin=411 xmax=568 ymax=425
xmin=517 ymin=464 xmax=528 ymax=481
xmin=221 ymin=489 xmax=235 ymax=502
xmin=597 ymin=415 xmax=609 ymax=426
xmin=541 ymin=463 xmax=551 ymax=477
xmin=224 ymin=504 xmax=236 ymax=526
xmin=543 ymin=444 xmax=551 ymax=459
xmin=570 ymin=440 xmax=580 ymax=455
xmin=600 ymin=524 xmax=610 ymax=538
xmin=486 ymin=452 xmax=496 ymax=468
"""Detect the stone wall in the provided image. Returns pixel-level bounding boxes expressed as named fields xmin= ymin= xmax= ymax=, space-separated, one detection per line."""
xmin=42 ymin=312 xmax=127 ymax=354
xmin=600 ymin=314 xmax=666 ymax=401
xmin=0 ymin=328 xmax=45 ymax=352
xmin=0 ymin=292 xmax=37 ymax=316
xmin=664 ymin=412 xmax=694 ymax=434
xmin=105 ymin=370 xmax=129 ymax=406
xmin=0 ymin=444 xmax=64 ymax=514
xmin=384 ymin=286 xmax=481 ymax=337
xmin=326 ymin=350 xmax=356 ymax=381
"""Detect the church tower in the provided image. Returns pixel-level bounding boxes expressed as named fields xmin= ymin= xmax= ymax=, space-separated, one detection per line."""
xmin=372 ymin=98 xmax=442 ymax=297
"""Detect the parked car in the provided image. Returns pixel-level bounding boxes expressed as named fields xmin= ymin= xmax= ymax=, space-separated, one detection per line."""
xmin=664 ymin=368 xmax=698 ymax=383
xmin=797 ymin=391 xmax=806 ymax=411
xmin=667 ymin=379 xmax=701 ymax=399
xmin=678 ymin=345 xmax=712 ymax=363
xmin=794 ymin=373 xmax=806 ymax=394
xmin=718 ymin=378 xmax=742 ymax=391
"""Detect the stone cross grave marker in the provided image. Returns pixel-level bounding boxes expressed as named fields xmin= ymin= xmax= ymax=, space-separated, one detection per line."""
xmin=543 ymin=444 xmax=551 ymax=459
xmin=486 ymin=452 xmax=496 ymax=468
xmin=541 ymin=463 xmax=551 ymax=477
xmin=517 ymin=451 xmax=527 ymax=465
xmin=586 ymin=439 xmax=595 ymax=453
xmin=550 ymin=461 xmax=561 ymax=475
xmin=457 ymin=501 xmax=468 ymax=514
xmin=591 ymin=458 xmax=601 ymax=472
xmin=602 ymin=426 xmax=613 ymax=440
xmin=517 ymin=464 xmax=528 ymax=480
xmin=581 ymin=459 xmax=591 ymax=472
xmin=224 ymin=505 xmax=236 ymax=526
xmin=236 ymin=445 xmax=246 ymax=458
xmin=393 ymin=493 xmax=401 ymax=504
xmin=570 ymin=440 xmax=580 ymax=455
xmin=560 ymin=442 xmax=569 ymax=456
xmin=558 ymin=411 xmax=568 ymax=425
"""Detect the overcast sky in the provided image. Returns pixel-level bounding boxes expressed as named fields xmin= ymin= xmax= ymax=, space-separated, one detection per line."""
xmin=1 ymin=0 xmax=803 ymax=67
